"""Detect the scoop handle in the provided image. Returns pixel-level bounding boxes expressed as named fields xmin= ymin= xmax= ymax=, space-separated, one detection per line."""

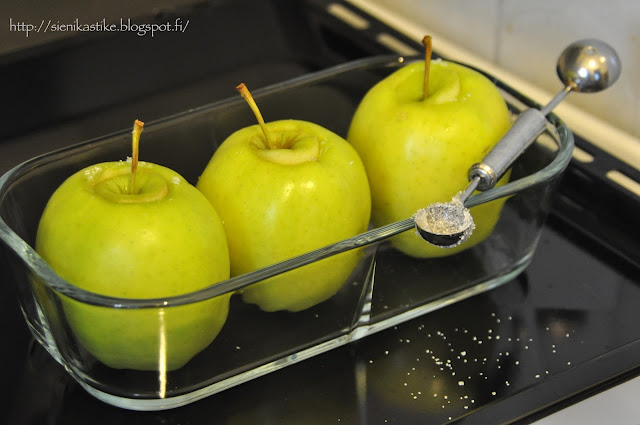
xmin=468 ymin=108 xmax=548 ymax=191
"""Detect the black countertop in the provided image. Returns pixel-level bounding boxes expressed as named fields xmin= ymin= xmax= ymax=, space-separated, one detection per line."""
xmin=4 ymin=213 xmax=640 ymax=424
xmin=1 ymin=1 xmax=639 ymax=423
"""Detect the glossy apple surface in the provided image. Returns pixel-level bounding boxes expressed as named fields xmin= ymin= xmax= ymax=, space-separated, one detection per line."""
xmin=36 ymin=160 xmax=231 ymax=371
xmin=347 ymin=59 xmax=512 ymax=258
xmin=197 ymin=119 xmax=371 ymax=312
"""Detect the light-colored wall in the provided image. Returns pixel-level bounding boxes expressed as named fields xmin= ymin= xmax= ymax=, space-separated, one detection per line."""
xmin=362 ymin=0 xmax=639 ymax=142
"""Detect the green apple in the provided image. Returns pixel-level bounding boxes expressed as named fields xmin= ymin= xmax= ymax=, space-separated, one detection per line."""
xmin=347 ymin=54 xmax=512 ymax=258
xmin=196 ymin=84 xmax=371 ymax=312
xmin=35 ymin=120 xmax=231 ymax=371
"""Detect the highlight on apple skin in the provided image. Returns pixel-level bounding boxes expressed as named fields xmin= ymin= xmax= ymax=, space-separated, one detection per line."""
xmin=347 ymin=58 xmax=512 ymax=258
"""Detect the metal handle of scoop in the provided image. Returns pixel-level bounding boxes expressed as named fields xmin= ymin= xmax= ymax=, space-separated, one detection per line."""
xmin=468 ymin=107 xmax=550 ymax=191
xmin=468 ymin=38 xmax=621 ymax=192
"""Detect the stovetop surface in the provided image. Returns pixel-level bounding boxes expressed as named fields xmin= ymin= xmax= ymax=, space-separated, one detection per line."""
xmin=1 ymin=1 xmax=639 ymax=423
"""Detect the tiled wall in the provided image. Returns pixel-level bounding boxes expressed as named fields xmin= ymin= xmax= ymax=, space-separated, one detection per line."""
xmin=365 ymin=0 xmax=639 ymax=140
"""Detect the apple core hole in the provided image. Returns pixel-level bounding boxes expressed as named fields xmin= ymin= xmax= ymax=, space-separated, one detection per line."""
xmin=254 ymin=134 xmax=321 ymax=165
xmin=94 ymin=170 xmax=169 ymax=203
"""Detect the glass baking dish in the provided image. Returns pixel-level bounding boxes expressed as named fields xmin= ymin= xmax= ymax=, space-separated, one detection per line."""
xmin=0 ymin=55 xmax=573 ymax=410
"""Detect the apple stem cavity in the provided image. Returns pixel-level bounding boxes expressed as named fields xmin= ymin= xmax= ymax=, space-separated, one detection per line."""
xmin=236 ymin=83 xmax=277 ymax=150
xmin=130 ymin=119 xmax=144 ymax=195
xmin=422 ymin=35 xmax=433 ymax=101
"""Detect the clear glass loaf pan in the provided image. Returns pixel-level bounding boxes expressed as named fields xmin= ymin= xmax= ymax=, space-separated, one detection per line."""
xmin=0 ymin=55 xmax=573 ymax=410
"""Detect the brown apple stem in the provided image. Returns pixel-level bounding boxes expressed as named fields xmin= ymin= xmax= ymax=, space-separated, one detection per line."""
xmin=236 ymin=83 xmax=276 ymax=149
xmin=130 ymin=119 xmax=144 ymax=195
xmin=422 ymin=35 xmax=432 ymax=100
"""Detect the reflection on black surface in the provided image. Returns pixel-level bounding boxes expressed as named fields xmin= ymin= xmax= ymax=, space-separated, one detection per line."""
xmin=371 ymin=242 xmax=490 ymax=319
xmin=8 ymin=340 xmax=71 ymax=425
xmin=356 ymin=288 xmax=507 ymax=423
xmin=34 ymin=342 xmax=359 ymax=425
xmin=349 ymin=219 xmax=640 ymax=423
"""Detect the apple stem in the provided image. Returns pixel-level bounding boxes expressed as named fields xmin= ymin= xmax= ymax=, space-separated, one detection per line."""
xmin=130 ymin=119 xmax=144 ymax=195
xmin=236 ymin=83 xmax=276 ymax=149
xmin=422 ymin=35 xmax=432 ymax=100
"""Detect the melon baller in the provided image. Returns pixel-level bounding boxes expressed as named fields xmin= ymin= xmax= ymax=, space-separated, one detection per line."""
xmin=415 ymin=38 xmax=621 ymax=247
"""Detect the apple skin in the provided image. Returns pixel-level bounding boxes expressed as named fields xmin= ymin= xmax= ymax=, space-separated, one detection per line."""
xmin=347 ymin=60 xmax=512 ymax=258
xmin=196 ymin=119 xmax=371 ymax=312
xmin=35 ymin=160 xmax=231 ymax=371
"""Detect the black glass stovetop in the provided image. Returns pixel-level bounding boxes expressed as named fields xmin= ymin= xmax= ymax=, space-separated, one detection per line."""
xmin=1 ymin=1 xmax=639 ymax=424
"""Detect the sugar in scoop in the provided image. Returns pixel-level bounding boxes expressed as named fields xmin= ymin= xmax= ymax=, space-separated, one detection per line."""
xmin=414 ymin=193 xmax=475 ymax=248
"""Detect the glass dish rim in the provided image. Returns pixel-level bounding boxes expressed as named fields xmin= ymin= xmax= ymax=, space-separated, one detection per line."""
xmin=0 ymin=54 xmax=575 ymax=309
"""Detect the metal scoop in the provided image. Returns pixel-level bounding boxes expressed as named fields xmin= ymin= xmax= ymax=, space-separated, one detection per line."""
xmin=415 ymin=38 xmax=622 ymax=248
